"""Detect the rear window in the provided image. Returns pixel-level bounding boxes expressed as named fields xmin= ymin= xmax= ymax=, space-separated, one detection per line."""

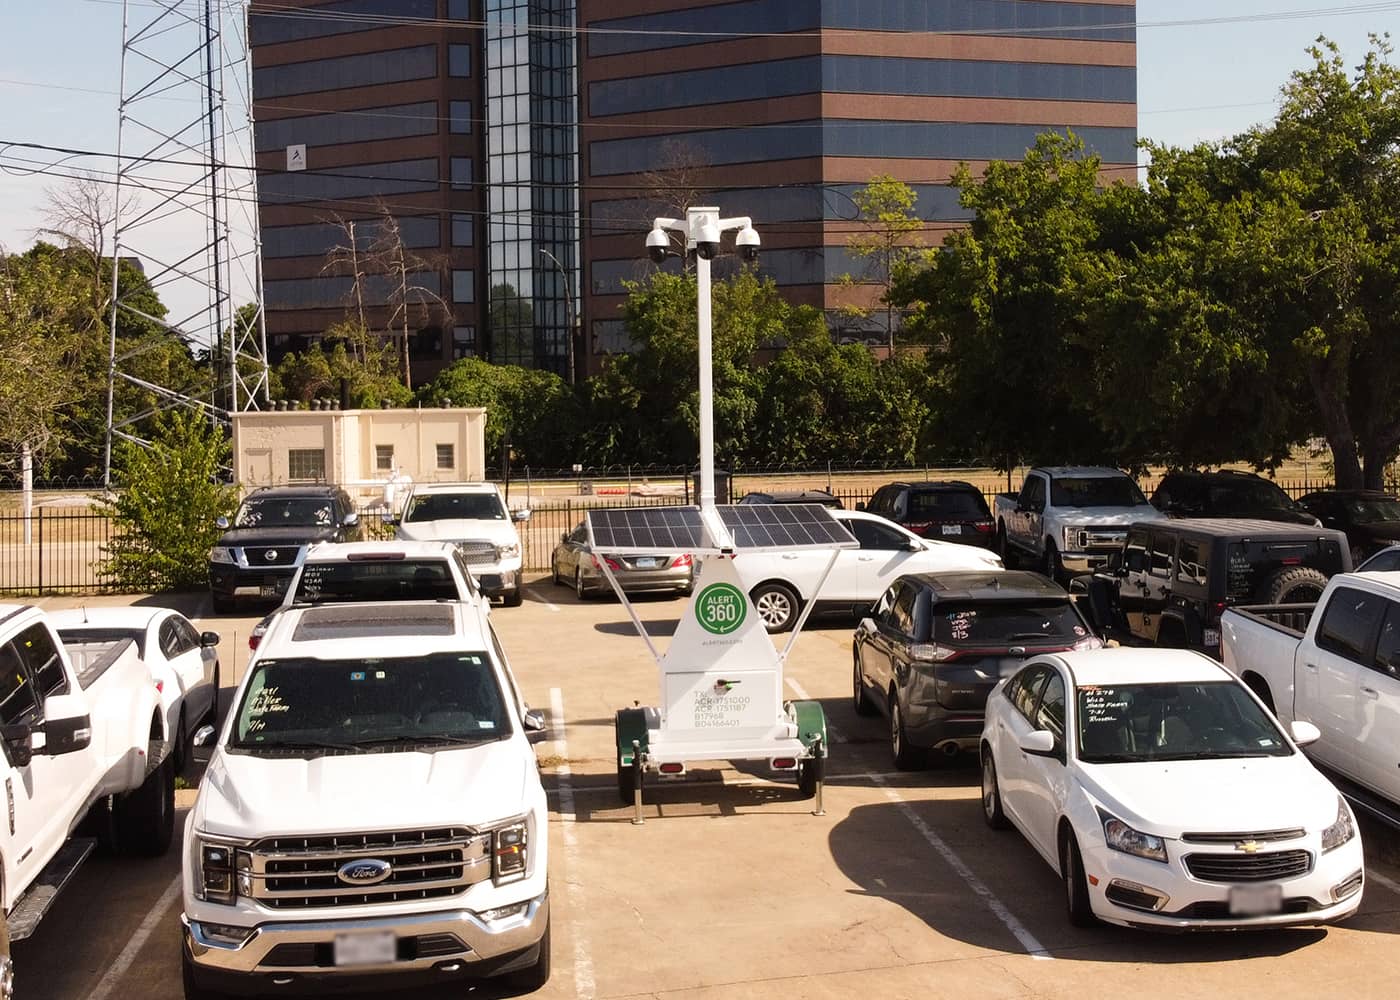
xmin=909 ymin=490 xmax=988 ymax=519
xmin=1225 ymin=539 xmax=1345 ymax=602
xmin=934 ymin=601 xmax=1087 ymax=645
xmin=1210 ymin=480 xmax=1296 ymax=513
xmin=293 ymin=559 xmax=461 ymax=604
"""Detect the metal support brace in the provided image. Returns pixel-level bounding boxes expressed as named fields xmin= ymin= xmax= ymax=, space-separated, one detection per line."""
xmin=598 ymin=558 xmax=664 ymax=666
xmin=631 ymin=739 xmax=645 ymax=826
xmin=780 ymin=548 xmax=842 ymax=664
xmin=811 ymin=735 xmax=826 ymax=817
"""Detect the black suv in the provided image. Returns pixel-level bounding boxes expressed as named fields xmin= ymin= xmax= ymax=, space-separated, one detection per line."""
xmin=738 ymin=489 xmax=843 ymax=509
xmin=1149 ymin=470 xmax=1318 ymax=525
xmin=1298 ymin=489 xmax=1400 ymax=565
xmin=860 ymin=480 xmax=995 ymax=548
xmin=1075 ymin=518 xmax=1350 ymax=658
xmin=852 ymin=570 xmax=1097 ymax=769
xmin=208 ymin=485 xmax=363 ymax=613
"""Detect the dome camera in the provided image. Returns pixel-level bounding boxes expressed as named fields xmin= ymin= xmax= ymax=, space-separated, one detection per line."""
xmin=736 ymin=226 xmax=760 ymax=263
xmin=694 ymin=219 xmax=721 ymax=261
xmin=646 ymin=227 xmax=669 ymax=264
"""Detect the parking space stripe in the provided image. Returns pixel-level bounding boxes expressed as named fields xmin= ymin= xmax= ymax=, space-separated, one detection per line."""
xmin=1368 ymin=867 xmax=1400 ymax=897
xmin=870 ymin=774 xmax=1053 ymax=961
xmin=549 ymin=687 xmax=596 ymax=999
xmin=785 ymin=677 xmax=848 ymax=743
xmin=531 ymin=588 xmax=561 ymax=612
xmin=86 ymin=873 xmax=183 ymax=1000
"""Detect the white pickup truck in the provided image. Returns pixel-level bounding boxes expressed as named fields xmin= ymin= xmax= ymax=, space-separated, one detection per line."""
xmin=1222 ymin=572 xmax=1400 ymax=825
xmin=993 ymin=466 xmax=1165 ymax=581
xmin=181 ymin=600 xmax=550 ymax=998
xmin=0 ymin=604 xmax=173 ymax=999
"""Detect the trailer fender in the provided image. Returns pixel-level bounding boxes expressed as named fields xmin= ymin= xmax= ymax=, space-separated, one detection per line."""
xmin=788 ymin=700 xmax=828 ymax=757
xmin=614 ymin=708 xmax=649 ymax=766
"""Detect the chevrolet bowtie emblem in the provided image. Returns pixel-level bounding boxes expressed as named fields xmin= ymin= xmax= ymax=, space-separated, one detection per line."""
xmin=1236 ymin=840 xmax=1261 ymax=854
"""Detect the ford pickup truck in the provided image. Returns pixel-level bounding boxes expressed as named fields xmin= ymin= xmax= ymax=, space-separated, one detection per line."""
xmin=181 ymin=600 xmax=550 ymax=998
xmin=994 ymin=467 xmax=1165 ymax=582
xmin=1 ymin=604 xmax=173 ymax=1000
xmin=390 ymin=482 xmax=530 ymax=607
xmin=1222 ymin=572 xmax=1400 ymax=826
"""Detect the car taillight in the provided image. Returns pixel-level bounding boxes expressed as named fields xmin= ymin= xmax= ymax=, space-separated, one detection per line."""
xmin=909 ymin=643 xmax=961 ymax=663
xmin=1072 ymin=636 xmax=1103 ymax=651
xmin=591 ymin=555 xmax=621 ymax=571
xmin=248 ymin=634 xmax=260 ymax=651
xmin=973 ymin=520 xmax=994 ymax=534
xmin=1209 ymin=600 xmax=1228 ymax=623
xmin=672 ymin=553 xmax=693 ymax=568
xmin=906 ymin=521 xmax=933 ymax=535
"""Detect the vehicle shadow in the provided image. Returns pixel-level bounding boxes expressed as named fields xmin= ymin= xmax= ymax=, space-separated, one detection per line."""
xmin=565 ymin=770 xmax=817 ymax=823
xmin=829 ymin=798 xmax=1346 ymax=962
xmin=594 ymin=617 xmax=680 ymax=637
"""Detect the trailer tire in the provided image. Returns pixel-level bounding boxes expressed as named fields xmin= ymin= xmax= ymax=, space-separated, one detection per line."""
xmin=614 ymin=709 xmax=648 ymax=806
xmin=1257 ymin=566 xmax=1328 ymax=605
xmin=114 ymin=751 xmax=175 ymax=857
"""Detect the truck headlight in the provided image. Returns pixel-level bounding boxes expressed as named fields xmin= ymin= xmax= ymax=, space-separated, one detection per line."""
xmin=1063 ymin=526 xmax=1082 ymax=550
xmin=496 ymin=542 xmax=520 ymax=560
xmin=1321 ymin=797 xmax=1356 ymax=853
xmin=208 ymin=546 xmax=236 ymax=565
xmin=196 ymin=836 xmax=252 ymax=904
xmin=491 ymin=818 xmax=529 ymax=883
xmin=1101 ymin=813 xmax=1168 ymax=863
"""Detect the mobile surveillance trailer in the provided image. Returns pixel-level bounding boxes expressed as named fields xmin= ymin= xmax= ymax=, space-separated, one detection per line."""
xmin=592 ymin=208 xmax=853 ymax=822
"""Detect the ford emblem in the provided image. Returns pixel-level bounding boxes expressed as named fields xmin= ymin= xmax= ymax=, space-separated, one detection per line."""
xmin=337 ymin=858 xmax=392 ymax=885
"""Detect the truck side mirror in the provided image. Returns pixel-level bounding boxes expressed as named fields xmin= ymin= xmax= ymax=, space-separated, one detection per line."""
xmin=381 ymin=513 xmax=399 ymax=526
xmin=1 ymin=724 xmax=33 ymax=768
xmin=41 ymin=694 xmax=92 ymax=756
xmin=523 ymin=707 xmax=548 ymax=744
xmin=512 ymin=509 xmax=532 ymax=523
xmin=200 ymin=630 xmax=221 ymax=648
xmin=215 ymin=515 xmax=230 ymax=530
xmin=192 ymin=724 xmax=218 ymax=766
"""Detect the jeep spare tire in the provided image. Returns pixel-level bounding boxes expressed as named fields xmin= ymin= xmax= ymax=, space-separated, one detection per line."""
xmin=1257 ymin=566 xmax=1328 ymax=605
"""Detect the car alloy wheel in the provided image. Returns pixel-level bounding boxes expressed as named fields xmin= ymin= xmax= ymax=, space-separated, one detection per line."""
xmin=981 ymin=753 xmax=1009 ymax=829
xmin=751 ymin=583 xmax=798 ymax=633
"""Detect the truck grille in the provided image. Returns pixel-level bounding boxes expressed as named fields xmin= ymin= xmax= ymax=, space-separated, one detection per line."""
xmin=1075 ymin=527 xmax=1128 ymax=551
xmin=1184 ymin=850 xmax=1312 ymax=883
xmin=455 ymin=541 xmax=498 ymax=566
xmin=243 ymin=545 xmax=302 ymax=567
xmin=246 ymin=827 xmax=491 ymax=909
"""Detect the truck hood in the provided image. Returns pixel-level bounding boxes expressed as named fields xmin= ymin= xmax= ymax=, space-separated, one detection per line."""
xmin=196 ymin=741 xmax=533 ymax=838
xmin=1079 ymin=754 xmax=1339 ymax=839
xmin=397 ymin=520 xmax=517 ymax=545
xmin=218 ymin=526 xmax=340 ymax=548
xmin=1052 ymin=507 xmax=1164 ymax=527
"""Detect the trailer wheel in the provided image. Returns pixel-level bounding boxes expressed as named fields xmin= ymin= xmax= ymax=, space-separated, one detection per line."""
xmin=114 ymin=749 xmax=175 ymax=857
xmin=614 ymin=709 xmax=648 ymax=806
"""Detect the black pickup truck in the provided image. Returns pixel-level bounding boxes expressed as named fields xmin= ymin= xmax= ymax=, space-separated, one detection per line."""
xmin=1072 ymin=518 xmax=1350 ymax=658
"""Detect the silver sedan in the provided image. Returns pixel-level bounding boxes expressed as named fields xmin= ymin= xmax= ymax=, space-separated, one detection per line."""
xmin=551 ymin=522 xmax=694 ymax=599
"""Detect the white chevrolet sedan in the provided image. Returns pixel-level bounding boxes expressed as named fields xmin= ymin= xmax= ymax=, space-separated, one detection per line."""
xmin=980 ymin=648 xmax=1365 ymax=930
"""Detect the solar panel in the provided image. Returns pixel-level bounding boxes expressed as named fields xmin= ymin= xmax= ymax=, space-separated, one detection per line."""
xmin=717 ymin=504 xmax=858 ymax=551
xmin=586 ymin=504 xmax=857 ymax=554
xmin=587 ymin=506 xmax=706 ymax=553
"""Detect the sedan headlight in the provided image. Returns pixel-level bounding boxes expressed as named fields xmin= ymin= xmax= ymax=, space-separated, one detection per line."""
xmin=1321 ymin=797 xmax=1356 ymax=853
xmin=496 ymin=542 xmax=520 ymax=560
xmin=1101 ymin=812 xmax=1168 ymax=863
xmin=208 ymin=546 xmax=236 ymax=565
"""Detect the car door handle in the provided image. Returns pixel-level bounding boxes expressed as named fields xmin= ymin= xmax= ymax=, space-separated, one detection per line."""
xmin=1303 ymin=662 xmax=1319 ymax=672
xmin=858 ymin=556 xmax=876 ymax=562
xmin=1361 ymin=687 xmax=1380 ymax=699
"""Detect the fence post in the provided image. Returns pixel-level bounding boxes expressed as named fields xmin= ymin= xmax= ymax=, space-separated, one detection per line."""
xmin=37 ymin=507 xmax=43 ymax=595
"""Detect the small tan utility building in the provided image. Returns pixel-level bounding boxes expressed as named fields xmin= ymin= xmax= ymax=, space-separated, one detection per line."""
xmin=231 ymin=406 xmax=487 ymax=501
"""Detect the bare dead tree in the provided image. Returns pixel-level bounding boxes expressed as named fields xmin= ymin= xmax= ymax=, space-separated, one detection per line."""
xmin=36 ymin=172 xmax=140 ymax=327
xmin=367 ymin=209 xmax=452 ymax=389
xmin=319 ymin=214 xmax=371 ymax=360
xmin=639 ymin=138 xmax=712 ymax=233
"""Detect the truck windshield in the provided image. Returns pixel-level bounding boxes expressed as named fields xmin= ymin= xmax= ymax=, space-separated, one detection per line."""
xmin=1211 ymin=481 xmax=1296 ymax=512
xmin=229 ymin=652 xmax=510 ymax=755
xmin=1346 ymin=497 xmax=1400 ymax=523
xmin=1077 ymin=681 xmax=1291 ymax=763
xmin=405 ymin=493 xmax=506 ymax=522
xmin=235 ymin=498 xmax=334 ymax=528
xmin=934 ymin=602 xmax=1084 ymax=644
xmin=292 ymin=559 xmax=460 ymax=604
xmin=1050 ymin=477 xmax=1148 ymax=508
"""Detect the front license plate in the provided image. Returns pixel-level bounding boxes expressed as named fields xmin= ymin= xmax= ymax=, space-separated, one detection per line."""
xmin=333 ymin=931 xmax=396 ymax=966
xmin=259 ymin=583 xmax=281 ymax=599
xmin=634 ymin=557 xmax=658 ymax=569
xmin=941 ymin=524 xmax=962 ymax=536
xmin=1228 ymin=884 xmax=1283 ymax=916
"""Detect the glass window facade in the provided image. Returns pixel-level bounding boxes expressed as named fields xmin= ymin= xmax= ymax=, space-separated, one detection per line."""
xmin=253 ymin=46 xmax=437 ymax=99
xmin=259 ymin=159 xmax=440 ymax=204
xmin=263 ymin=216 xmax=441 ymax=259
xmin=591 ymin=319 xmax=634 ymax=354
xmin=486 ymin=0 xmax=579 ymax=375
xmin=288 ymin=449 xmax=327 ymax=482
xmin=251 ymin=0 xmax=436 ymax=46
xmin=587 ymin=1 xmax=1134 ymax=57
xmin=451 ymin=157 xmax=474 ymax=189
xmin=453 ymin=269 xmax=477 ymax=303
xmin=453 ymin=325 xmax=478 ymax=358
xmin=590 ymin=249 xmax=825 ymax=296
xmin=452 ymin=213 xmax=475 ymax=247
xmin=450 ymin=101 xmax=474 ymax=134
xmin=589 ymin=56 xmax=1132 ymax=117
xmin=449 ymin=44 xmax=472 ymax=77
xmin=254 ymin=102 xmax=439 ymax=152
xmin=265 ymin=271 xmax=441 ymax=310
xmin=589 ymin=120 xmax=1137 ymax=175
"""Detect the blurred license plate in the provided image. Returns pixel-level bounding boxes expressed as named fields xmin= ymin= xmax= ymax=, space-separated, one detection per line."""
xmin=334 ymin=931 xmax=395 ymax=966
xmin=1229 ymin=884 xmax=1282 ymax=916
xmin=634 ymin=558 xmax=658 ymax=569
xmin=259 ymin=582 xmax=281 ymax=598
xmin=941 ymin=525 xmax=961 ymax=536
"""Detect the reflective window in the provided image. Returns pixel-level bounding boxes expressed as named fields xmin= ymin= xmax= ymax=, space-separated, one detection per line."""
xmin=1176 ymin=539 xmax=1209 ymax=588
xmin=450 ymin=101 xmax=473 ymax=134
xmin=251 ymin=0 xmax=435 ymax=46
xmin=449 ymin=44 xmax=472 ymax=77
xmin=14 ymin=624 xmax=67 ymax=699
xmin=265 ymin=271 xmax=441 ymax=310
xmin=263 ymin=216 xmax=440 ymax=259
xmin=592 ymin=319 xmax=633 ymax=354
xmin=287 ymin=449 xmax=326 ymax=482
xmin=0 ymin=640 xmax=38 ymax=727
xmin=1316 ymin=588 xmax=1384 ymax=664
xmin=253 ymin=45 xmax=438 ymax=99
xmin=255 ymin=102 xmax=439 ymax=150
xmin=590 ymin=249 xmax=824 ymax=297
xmin=437 ymin=444 xmax=455 ymax=470
xmin=452 ymin=325 xmax=478 ymax=359
xmin=453 ymin=269 xmax=476 ymax=304
xmin=451 ymin=157 xmax=473 ymax=189
xmin=451 ymin=214 xmax=475 ymax=247
xmin=259 ymin=158 xmax=439 ymax=205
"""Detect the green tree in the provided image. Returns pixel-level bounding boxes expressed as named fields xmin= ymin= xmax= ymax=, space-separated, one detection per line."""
xmin=840 ymin=175 xmax=925 ymax=351
xmin=271 ymin=321 xmax=412 ymax=408
xmin=417 ymin=357 xmax=578 ymax=468
xmin=99 ymin=411 xmax=237 ymax=591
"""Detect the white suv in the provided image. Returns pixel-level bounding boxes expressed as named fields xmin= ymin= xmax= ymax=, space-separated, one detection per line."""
xmin=180 ymin=600 xmax=551 ymax=996
xmin=392 ymin=483 xmax=529 ymax=607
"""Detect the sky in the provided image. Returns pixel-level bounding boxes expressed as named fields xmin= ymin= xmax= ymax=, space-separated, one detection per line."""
xmin=2 ymin=0 xmax=1399 ymax=326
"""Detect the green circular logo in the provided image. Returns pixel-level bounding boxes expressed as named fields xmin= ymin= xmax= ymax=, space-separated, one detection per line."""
xmin=695 ymin=583 xmax=747 ymax=635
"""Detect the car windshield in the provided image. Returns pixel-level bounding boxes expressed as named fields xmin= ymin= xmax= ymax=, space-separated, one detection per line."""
xmin=1210 ymin=480 xmax=1295 ymax=512
xmin=934 ymin=601 xmax=1084 ymax=644
xmin=1360 ymin=547 xmax=1400 ymax=572
xmin=405 ymin=492 xmax=506 ymax=522
xmin=910 ymin=491 xmax=988 ymax=519
xmin=1346 ymin=497 xmax=1400 ymax=524
xmin=56 ymin=627 xmax=147 ymax=658
xmin=235 ymin=497 xmax=335 ymax=528
xmin=1050 ymin=476 xmax=1148 ymax=508
xmin=229 ymin=653 xmax=509 ymax=755
xmin=291 ymin=559 xmax=461 ymax=604
xmin=1076 ymin=681 xmax=1291 ymax=763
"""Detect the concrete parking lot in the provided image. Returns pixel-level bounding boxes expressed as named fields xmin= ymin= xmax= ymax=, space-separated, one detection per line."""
xmin=14 ymin=578 xmax=1400 ymax=999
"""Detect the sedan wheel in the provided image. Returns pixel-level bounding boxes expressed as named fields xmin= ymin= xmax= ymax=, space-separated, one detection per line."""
xmin=1061 ymin=831 xmax=1098 ymax=927
xmin=890 ymin=698 xmax=926 ymax=771
xmin=981 ymin=752 xmax=1010 ymax=829
xmin=751 ymin=582 xmax=800 ymax=633
xmin=575 ymin=569 xmax=591 ymax=601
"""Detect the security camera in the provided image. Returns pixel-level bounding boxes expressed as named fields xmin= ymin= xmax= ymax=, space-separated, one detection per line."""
xmin=735 ymin=226 xmax=760 ymax=263
xmin=694 ymin=219 xmax=721 ymax=261
xmin=646 ymin=227 xmax=669 ymax=264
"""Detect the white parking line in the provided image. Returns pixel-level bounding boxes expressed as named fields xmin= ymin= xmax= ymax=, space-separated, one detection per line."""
xmin=1368 ymin=867 xmax=1400 ymax=897
xmin=549 ymin=687 xmax=596 ymax=999
xmin=784 ymin=677 xmax=848 ymax=743
xmin=87 ymin=874 xmax=183 ymax=1000
xmin=531 ymin=588 xmax=561 ymax=612
xmin=871 ymin=774 xmax=1053 ymax=961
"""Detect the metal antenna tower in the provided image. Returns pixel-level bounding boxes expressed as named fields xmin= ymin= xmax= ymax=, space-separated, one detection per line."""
xmin=104 ymin=0 xmax=268 ymax=488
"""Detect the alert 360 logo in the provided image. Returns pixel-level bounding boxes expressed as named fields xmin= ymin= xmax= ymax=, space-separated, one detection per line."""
xmin=694 ymin=583 xmax=746 ymax=635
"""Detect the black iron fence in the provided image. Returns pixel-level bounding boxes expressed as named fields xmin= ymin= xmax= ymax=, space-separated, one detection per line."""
xmin=0 ymin=477 xmax=1351 ymax=596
